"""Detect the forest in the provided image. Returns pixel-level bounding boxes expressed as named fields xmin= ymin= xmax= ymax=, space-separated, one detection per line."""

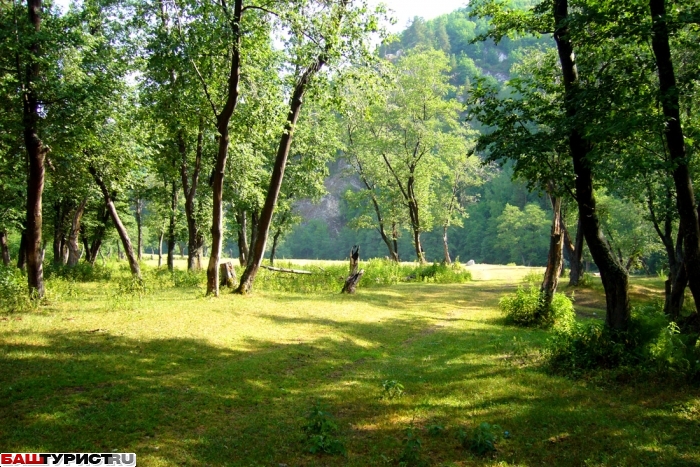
xmin=2 ymin=0 xmax=700 ymax=465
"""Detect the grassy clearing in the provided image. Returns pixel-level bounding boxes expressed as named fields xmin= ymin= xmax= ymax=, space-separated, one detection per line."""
xmin=1 ymin=263 xmax=699 ymax=466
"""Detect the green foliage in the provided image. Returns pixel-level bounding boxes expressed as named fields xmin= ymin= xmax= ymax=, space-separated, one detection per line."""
xmin=398 ymin=426 xmax=427 ymax=467
xmin=426 ymin=424 xmax=445 ymax=436
xmin=302 ymin=401 xmax=346 ymax=456
xmin=45 ymin=263 xmax=113 ymax=282
xmin=545 ymin=303 xmax=700 ymax=380
xmin=0 ymin=266 xmax=35 ymax=313
xmin=250 ymin=259 xmax=471 ymax=294
xmin=499 ymin=286 xmax=575 ymax=329
xmin=459 ymin=422 xmax=501 ymax=455
xmin=380 ymin=379 xmax=404 ymax=400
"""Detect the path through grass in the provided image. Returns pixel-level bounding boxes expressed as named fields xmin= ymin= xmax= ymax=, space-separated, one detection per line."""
xmin=1 ymin=267 xmax=698 ymax=466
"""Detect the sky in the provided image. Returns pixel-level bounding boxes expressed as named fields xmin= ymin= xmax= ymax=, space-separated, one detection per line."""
xmin=54 ymin=0 xmax=469 ymax=32
xmin=371 ymin=0 xmax=468 ymax=32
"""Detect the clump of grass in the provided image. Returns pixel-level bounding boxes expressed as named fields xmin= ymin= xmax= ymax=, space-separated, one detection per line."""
xmin=398 ymin=426 xmax=427 ymax=467
xmin=250 ymin=259 xmax=471 ymax=293
xmin=499 ymin=286 xmax=575 ymax=330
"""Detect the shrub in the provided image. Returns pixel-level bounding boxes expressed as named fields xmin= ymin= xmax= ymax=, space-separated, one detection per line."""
xmin=45 ymin=262 xmax=112 ymax=282
xmin=398 ymin=426 xmax=427 ymax=467
xmin=499 ymin=286 xmax=575 ymax=330
xmin=459 ymin=422 xmax=500 ymax=455
xmin=545 ymin=302 xmax=700 ymax=379
xmin=0 ymin=266 xmax=35 ymax=313
xmin=380 ymin=379 xmax=404 ymax=400
xmin=302 ymin=401 xmax=345 ymax=456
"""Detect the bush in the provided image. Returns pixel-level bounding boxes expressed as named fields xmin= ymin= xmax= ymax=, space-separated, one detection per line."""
xmin=0 ymin=266 xmax=35 ymax=313
xmin=499 ymin=286 xmax=575 ymax=330
xmin=458 ymin=422 xmax=501 ymax=455
xmin=45 ymin=262 xmax=112 ymax=282
xmin=302 ymin=401 xmax=346 ymax=456
xmin=545 ymin=303 xmax=700 ymax=380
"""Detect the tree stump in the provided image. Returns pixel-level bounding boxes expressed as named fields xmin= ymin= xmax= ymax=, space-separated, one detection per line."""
xmin=341 ymin=245 xmax=364 ymax=294
xmin=220 ymin=261 xmax=236 ymax=289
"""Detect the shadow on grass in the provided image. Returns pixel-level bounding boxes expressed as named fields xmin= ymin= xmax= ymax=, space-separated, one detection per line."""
xmin=1 ymin=283 xmax=699 ymax=466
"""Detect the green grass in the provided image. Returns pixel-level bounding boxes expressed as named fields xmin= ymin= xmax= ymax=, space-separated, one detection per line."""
xmin=1 ymin=263 xmax=699 ymax=466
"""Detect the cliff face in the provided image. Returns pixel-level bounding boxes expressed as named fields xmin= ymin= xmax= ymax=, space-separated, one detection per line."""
xmin=292 ymin=159 xmax=362 ymax=236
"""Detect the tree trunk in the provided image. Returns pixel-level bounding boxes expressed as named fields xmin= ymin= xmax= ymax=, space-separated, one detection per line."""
xmin=355 ymin=162 xmax=398 ymax=262
xmin=181 ymin=119 xmax=204 ymax=271
xmin=17 ymin=231 xmax=27 ymax=271
xmin=236 ymin=56 xmax=328 ymax=294
xmin=236 ymin=210 xmax=248 ymax=266
xmin=167 ymin=181 xmax=177 ymax=272
xmin=392 ymin=222 xmax=399 ymax=261
xmin=270 ymin=228 xmax=281 ymax=266
xmin=246 ymin=211 xmax=258 ymax=268
xmin=442 ymin=225 xmax=451 ymax=264
xmin=158 ymin=231 xmax=164 ymax=268
xmin=23 ymin=0 xmax=46 ymax=299
xmin=0 ymin=231 xmax=10 ymax=266
xmin=219 ymin=261 xmax=236 ymax=289
xmin=649 ymin=0 xmax=700 ymax=315
xmin=88 ymin=205 xmax=110 ymax=265
xmin=135 ymin=198 xmax=143 ymax=261
xmin=563 ymin=216 xmax=584 ymax=286
xmin=82 ymin=228 xmax=92 ymax=264
xmin=412 ymin=222 xmax=425 ymax=264
xmin=67 ymin=198 xmax=87 ymax=267
xmin=89 ymin=167 xmax=141 ymax=279
xmin=538 ymin=196 xmax=564 ymax=318
xmin=52 ymin=201 xmax=66 ymax=266
xmin=553 ymin=0 xmax=630 ymax=330
xmin=341 ymin=245 xmax=364 ymax=294
xmin=205 ymin=0 xmax=243 ymax=297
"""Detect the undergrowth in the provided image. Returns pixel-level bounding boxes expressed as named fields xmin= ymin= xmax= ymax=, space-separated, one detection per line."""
xmin=499 ymin=286 xmax=575 ymax=330
xmin=250 ymin=259 xmax=471 ymax=293
xmin=545 ymin=302 xmax=700 ymax=381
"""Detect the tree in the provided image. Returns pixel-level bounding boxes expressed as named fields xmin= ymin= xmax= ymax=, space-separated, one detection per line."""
xmin=237 ymin=0 xmax=385 ymax=293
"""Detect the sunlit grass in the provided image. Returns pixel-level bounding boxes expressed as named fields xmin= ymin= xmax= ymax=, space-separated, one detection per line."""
xmin=1 ymin=264 xmax=698 ymax=466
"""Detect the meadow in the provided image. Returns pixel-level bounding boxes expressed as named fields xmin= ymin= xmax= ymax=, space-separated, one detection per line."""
xmin=1 ymin=261 xmax=699 ymax=466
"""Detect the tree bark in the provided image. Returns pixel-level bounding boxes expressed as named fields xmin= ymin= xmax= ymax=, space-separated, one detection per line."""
xmin=89 ymin=167 xmax=141 ymax=279
xmin=17 ymin=231 xmax=27 ymax=271
xmin=0 ymin=231 xmax=10 ymax=266
xmin=205 ymin=0 xmax=243 ymax=297
xmin=135 ymin=198 xmax=143 ymax=261
xmin=67 ymin=198 xmax=87 ymax=267
xmin=246 ymin=211 xmax=258 ymax=267
xmin=181 ymin=119 xmax=204 ymax=271
xmin=23 ymin=0 xmax=46 ymax=298
xmin=341 ymin=245 xmax=364 ymax=294
xmin=88 ymin=205 xmax=111 ymax=265
xmin=236 ymin=209 xmax=248 ymax=266
xmin=649 ymin=0 xmax=700 ymax=315
xmin=52 ymin=201 xmax=67 ymax=266
xmin=563 ymin=216 xmax=584 ymax=286
xmin=270 ymin=228 xmax=282 ymax=266
xmin=167 ymin=180 xmax=178 ymax=272
xmin=158 ymin=230 xmax=164 ymax=268
xmin=442 ymin=225 xmax=451 ymax=264
xmin=538 ymin=196 xmax=564 ymax=318
xmin=82 ymin=228 xmax=92 ymax=264
xmin=553 ymin=0 xmax=630 ymax=330
xmin=236 ymin=55 xmax=328 ymax=294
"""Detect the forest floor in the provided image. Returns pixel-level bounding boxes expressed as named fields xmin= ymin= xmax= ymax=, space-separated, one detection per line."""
xmin=1 ymin=264 xmax=699 ymax=466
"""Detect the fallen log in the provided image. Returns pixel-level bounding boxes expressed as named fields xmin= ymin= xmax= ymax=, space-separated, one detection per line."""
xmin=261 ymin=265 xmax=313 ymax=275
